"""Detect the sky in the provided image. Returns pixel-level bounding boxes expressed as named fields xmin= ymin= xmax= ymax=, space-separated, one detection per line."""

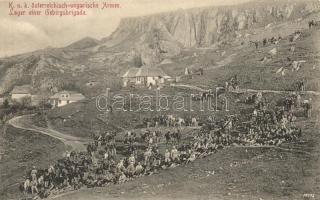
xmin=0 ymin=0 xmax=251 ymax=57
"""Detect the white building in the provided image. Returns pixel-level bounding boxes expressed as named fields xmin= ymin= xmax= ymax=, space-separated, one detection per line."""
xmin=10 ymin=85 xmax=32 ymax=102
xmin=121 ymin=66 xmax=170 ymax=87
xmin=49 ymin=90 xmax=85 ymax=108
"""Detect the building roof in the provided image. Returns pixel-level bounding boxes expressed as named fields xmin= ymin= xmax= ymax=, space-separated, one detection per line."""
xmin=121 ymin=68 xmax=140 ymax=78
xmin=11 ymin=85 xmax=32 ymax=94
xmin=122 ymin=66 xmax=169 ymax=78
xmin=50 ymin=90 xmax=85 ymax=101
xmin=31 ymin=95 xmax=44 ymax=101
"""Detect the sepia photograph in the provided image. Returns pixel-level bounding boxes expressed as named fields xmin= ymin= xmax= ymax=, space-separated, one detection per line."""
xmin=0 ymin=0 xmax=319 ymax=199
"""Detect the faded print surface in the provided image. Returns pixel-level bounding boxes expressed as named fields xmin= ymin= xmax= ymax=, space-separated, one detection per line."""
xmin=0 ymin=0 xmax=320 ymax=200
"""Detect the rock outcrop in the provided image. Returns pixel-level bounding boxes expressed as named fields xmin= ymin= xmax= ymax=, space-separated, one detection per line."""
xmin=0 ymin=0 xmax=319 ymax=95
xmin=105 ymin=0 xmax=320 ymax=48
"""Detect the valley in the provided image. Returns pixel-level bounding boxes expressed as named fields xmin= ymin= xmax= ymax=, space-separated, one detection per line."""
xmin=0 ymin=0 xmax=320 ymax=200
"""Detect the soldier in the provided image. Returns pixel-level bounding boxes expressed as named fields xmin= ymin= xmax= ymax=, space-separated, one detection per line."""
xmin=23 ymin=178 xmax=31 ymax=194
xmin=225 ymin=81 xmax=229 ymax=92
xmin=30 ymin=179 xmax=38 ymax=194
xmin=199 ymin=68 xmax=204 ymax=76
xmin=104 ymin=151 xmax=109 ymax=160
xmin=31 ymin=166 xmax=38 ymax=181
xmin=118 ymin=172 xmax=127 ymax=183
xmin=263 ymin=38 xmax=267 ymax=46
xmin=280 ymin=116 xmax=288 ymax=129
xmin=254 ymin=41 xmax=259 ymax=49
xmin=309 ymin=20 xmax=315 ymax=29
xmin=144 ymin=148 xmax=152 ymax=165
xmin=116 ymin=159 xmax=125 ymax=173
xmin=304 ymin=101 xmax=312 ymax=118
xmin=135 ymin=162 xmax=144 ymax=175
xmin=296 ymin=94 xmax=301 ymax=108
xmin=126 ymin=163 xmax=136 ymax=178
xmin=164 ymin=149 xmax=171 ymax=164
xmin=165 ymin=131 xmax=171 ymax=145
xmin=187 ymin=151 xmax=196 ymax=163
xmin=128 ymin=154 xmax=135 ymax=165
xmin=171 ymin=146 xmax=179 ymax=163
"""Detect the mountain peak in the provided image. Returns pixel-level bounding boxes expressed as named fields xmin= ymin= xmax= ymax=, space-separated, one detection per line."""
xmin=66 ymin=37 xmax=99 ymax=49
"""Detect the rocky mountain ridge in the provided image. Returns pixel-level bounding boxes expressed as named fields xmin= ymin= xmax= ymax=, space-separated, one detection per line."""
xmin=0 ymin=0 xmax=319 ymax=96
xmin=103 ymin=0 xmax=320 ymax=48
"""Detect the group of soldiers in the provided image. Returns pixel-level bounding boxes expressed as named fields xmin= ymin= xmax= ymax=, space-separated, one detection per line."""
xmin=143 ymin=115 xmax=200 ymax=128
xmin=21 ymin=88 xmax=313 ymax=199
xmin=225 ymin=75 xmax=240 ymax=91
xmin=308 ymin=19 xmax=320 ymax=29
xmin=251 ymin=35 xmax=282 ymax=49
xmin=20 ymin=129 xmax=200 ymax=198
xmin=251 ymin=25 xmax=314 ymax=50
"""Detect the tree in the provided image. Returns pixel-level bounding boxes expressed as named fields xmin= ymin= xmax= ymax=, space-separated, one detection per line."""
xmin=2 ymin=99 xmax=9 ymax=109
xmin=61 ymin=82 xmax=80 ymax=91
xmin=39 ymin=99 xmax=52 ymax=110
xmin=20 ymin=96 xmax=32 ymax=108
xmin=133 ymin=55 xmax=142 ymax=67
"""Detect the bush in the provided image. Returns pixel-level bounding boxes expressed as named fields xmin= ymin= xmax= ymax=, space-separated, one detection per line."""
xmin=61 ymin=82 xmax=81 ymax=91
xmin=133 ymin=55 xmax=142 ymax=67
xmin=10 ymin=96 xmax=34 ymax=111
xmin=2 ymin=99 xmax=9 ymax=109
xmin=21 ymin=96 xmax=32 ymax=108
xmin=39 ymin=100 xmax=52 ymax=110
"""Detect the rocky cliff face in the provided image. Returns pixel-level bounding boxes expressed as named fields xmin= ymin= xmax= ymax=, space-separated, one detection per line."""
xmin=106 ymin=0 xmax=320 ymax=48
xmin=0 ymin=0 xmax=319 ymax=96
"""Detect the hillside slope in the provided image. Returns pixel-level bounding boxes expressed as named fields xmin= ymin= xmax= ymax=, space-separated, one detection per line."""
xmin=0 ymin=0 xmax=319 ymax=96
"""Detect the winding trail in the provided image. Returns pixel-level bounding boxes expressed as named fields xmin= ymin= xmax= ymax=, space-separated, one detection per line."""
xmin=170 ymin=83 xmax=208 ymax=92
xmin=171 ymin=83 xmax=320 ymax=96
xmin=7 ymin=115 xmax=90 ymax=152
xmin=232 ymin=88 xmax=320 ymax=96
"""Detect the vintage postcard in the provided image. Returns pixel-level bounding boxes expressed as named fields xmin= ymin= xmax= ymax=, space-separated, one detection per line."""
xmin=0 ymin=0 xmax=319 ymax=199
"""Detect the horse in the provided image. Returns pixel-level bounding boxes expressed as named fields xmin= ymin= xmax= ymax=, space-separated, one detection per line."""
xmin=201 ymin=90 xmax=214 ymax=101
xmin=167 ymin=115 xmax=176 ymax=127
xmin=294 ymin=81 xmax=305 ymax=92
xmin=22 ymin=179 xmax=31 ymax=194
xmin=175 ymin=117 xmax=185 ymax=127
xmin=309 ymin=20 xmax=320 ymax=29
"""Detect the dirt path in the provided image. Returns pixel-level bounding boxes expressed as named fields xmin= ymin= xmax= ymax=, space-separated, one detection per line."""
xmin=7 ymin=115 xmax=90 ymax=152
xmin=232 ymin=88 xmax=320 ymax=96
xmin=171 ymin=83 xmax=320 ymax=96
xmin=170 ymin=83 xmax=208 ymax=92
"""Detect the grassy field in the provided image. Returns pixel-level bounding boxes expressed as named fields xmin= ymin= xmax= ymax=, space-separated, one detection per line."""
xmin=0 ymin=125 xmax=65 ymax=200
xmin=46 ymin=86 xmax=315 ymax=139
xmin=183 ymin=28 xmax=320 ymax=91
xmin=46 ymin=112 xmax=320 ymax=200
xmin=1 ymin=10 xmax=319 ymax=200
xmin=41 ymin=21 xmax=320 ymax=200
xmin=2 ymin=111 xmax=319 ymax=200
xmin=46 ymin=19 xmax=320 ymax=140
